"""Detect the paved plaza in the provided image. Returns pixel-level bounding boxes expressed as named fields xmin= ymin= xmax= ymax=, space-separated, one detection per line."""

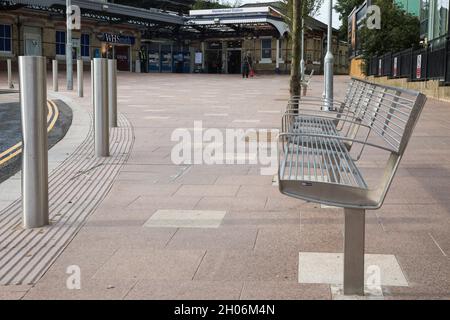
xmin=0 ymin=72 xmax=450 ymax=300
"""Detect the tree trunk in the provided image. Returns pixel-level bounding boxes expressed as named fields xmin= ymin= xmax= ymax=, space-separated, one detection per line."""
xmin=290 ymin=0 xmax=302 ymax=111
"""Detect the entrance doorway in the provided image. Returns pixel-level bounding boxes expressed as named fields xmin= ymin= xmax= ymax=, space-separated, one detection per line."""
xmin=227 ymin=50 xmax=241 ymax=74
xmin=105 ymin=44 xmax=131 ymax=71
xmin=114 ymin=46 xmax=130 ymax=71
xmin=205 ymin=41 xmax=223 ymax=74
xmin=205 ymin=50 xmax=222 ymax=73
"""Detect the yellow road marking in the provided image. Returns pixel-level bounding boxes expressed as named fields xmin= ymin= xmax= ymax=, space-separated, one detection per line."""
xmin=0 ymin=148 xmax=22 ymax=166
xmin=0 ymin=100 xmax=59 ymax=166
xmin=47 ymin=100 xmax=59 ymax=133
xmin=47 ymin=100 xmax=53 ymax=122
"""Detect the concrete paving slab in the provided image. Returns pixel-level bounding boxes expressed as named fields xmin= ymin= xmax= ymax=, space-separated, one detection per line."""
xmin=93 ymin=248 xmax=206 ymax=281
xmin=241 ymin=281 xmax=331 ymax=300
xmin=144 ymin=209 xmax=226 ymax=228
xmin=125 ymin=280 xmax=243 ymax=300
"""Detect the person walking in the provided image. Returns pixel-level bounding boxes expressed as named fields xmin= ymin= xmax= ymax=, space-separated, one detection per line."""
xmin=242 ymin=52 xmax=253 ymax=78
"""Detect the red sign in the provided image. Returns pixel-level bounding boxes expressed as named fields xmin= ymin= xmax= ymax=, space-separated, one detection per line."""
xmin=416 ymin=54 xmax=422 ymax=79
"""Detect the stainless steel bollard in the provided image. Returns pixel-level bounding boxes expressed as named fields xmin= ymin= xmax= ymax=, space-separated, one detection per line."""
xmin=52 ymin=59 xmax=58 ymax=92
xmin=91 ymin=59 xmax=94 ymax=108
xmin=77 ymin=59 xmax=83 ymax=97
xmin=7 ymin=59 xmax=13 ymax=89
xmin=19 ymin=56 xmax=49 ymax=229
xmin=93 ymin=58 xmax=109 ymax=157
xmin=108 ymin=59 xmax=117 ymax=128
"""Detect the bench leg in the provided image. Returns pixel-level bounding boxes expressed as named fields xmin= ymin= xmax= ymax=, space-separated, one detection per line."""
xmin=343 ymin=208 xmax=365 ymax=295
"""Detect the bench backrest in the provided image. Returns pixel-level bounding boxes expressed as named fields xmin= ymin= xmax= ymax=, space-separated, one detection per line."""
xmin=351 ymin=78 xmax=426 ymax=155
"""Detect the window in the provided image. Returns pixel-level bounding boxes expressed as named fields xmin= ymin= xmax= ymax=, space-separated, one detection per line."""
xmin=430 ymin=0 xmax=449 ymax=42
xmin=81 ymin=33 xmax=90 ymax=57
xmin=0 ymin=24 xmax=12 ymax=53
xmin=56 ymin=30 xmax=66 ymax=55
xmin=261 ymin=38 xmax=272 ymax=60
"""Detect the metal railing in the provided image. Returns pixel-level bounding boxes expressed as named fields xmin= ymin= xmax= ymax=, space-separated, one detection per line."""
xmin=367 ymin=38 xmax=450 ymax=84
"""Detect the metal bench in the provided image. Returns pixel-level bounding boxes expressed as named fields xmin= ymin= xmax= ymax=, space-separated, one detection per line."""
xmin=278 ymin=79 xmax=427 ymax=295
xmin=283 ymin=79 xmax=374 ymax=152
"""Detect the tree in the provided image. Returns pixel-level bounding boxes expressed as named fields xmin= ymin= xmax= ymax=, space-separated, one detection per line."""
xmin=290 ymin=0 xmax=302 ymax=102
xmin=334 ymin=0 xmax=364 ymax=40
xmin=283 ymin=0 xmax=324 ymax=30
xmin=359 ymin=0 xmax=420 ymax=68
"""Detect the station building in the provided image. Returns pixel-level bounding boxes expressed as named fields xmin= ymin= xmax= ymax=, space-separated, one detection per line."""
xmin=0 ymin=0 xmax=349 ymax=75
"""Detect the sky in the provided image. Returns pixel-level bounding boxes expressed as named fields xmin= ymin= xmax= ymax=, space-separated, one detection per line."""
xmin=237 ymin=0 xmax=342 ymax=28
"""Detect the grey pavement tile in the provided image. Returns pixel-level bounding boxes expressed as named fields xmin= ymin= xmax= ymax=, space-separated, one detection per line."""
xmin=195 ymin=196 xmax=268 ymax=211
xmin=174 ymin=184 xmax=239 ymax=197
xmin=221 ymin=210 xmax=301 ymax=228
xmin=93 ymin=248 xmax=206 ymax=281
xmin=126 ymin=195 xmax=202 ymax=211
xmin=254 ymin=225 xmax=344 ymax=254
xmin=125 ymin=280 xmax=243 ymax=300
xmin=0 ymin=285 xmax=31 ymax=300
xmin=166 ymin=227 xmax=258 ymax=250
xmin=24 ymin=277 xmax=137 ymax=300
xmin=375 ymin=204 xmax=450 ymax=233
xmin=236 ymin=185 xmax=285 ymax=198
xmin=365 ymin=230 xmax=446 ymax=256
xmin=68 ymin=225 xmax=177 ymax=250
xmin=194 ymin=250 xmax=298 ymax=282
xmin=241 ymin=281 xmax=331 ymax=300
xmin=383 ymin=285 xmax=450 ymax=300
xmin=215 ymin=175 xmax=273 ymax=186
xmin=395 ymin=254 xmax=450 ymax=290
xmin=144 ymin=209 xmax=226 ymax=228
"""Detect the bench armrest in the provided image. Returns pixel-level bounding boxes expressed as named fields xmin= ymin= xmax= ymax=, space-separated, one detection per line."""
xmin=289 ymin=96 xmax=347 ymax=105
xmin=278 ymin=132 xmax=397 ymax=154
xmin=282 ymin=112 xmax=366 ymax=131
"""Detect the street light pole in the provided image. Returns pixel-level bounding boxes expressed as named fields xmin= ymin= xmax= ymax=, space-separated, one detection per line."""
xmin=300 ymin=17 xmax=305 ymax=82
xmin=66 ymin=0 xmax=73 ymax=90
xmin=323 ymin=0 xmax=334 ymax=111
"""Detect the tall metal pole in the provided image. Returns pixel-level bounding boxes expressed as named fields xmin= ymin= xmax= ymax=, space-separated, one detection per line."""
xmin=300 ymin=18 xmax=305 ymax=82
xmin=19 ymin=56 xmax=49 ymax=229
xmin=108 ymin=59 xmax=117 ymax=127
xmin=93 ymin=58 xmax=109 ymax=157
xmin=7 ymin=59 xmax=13 ymax=89
xmin=323 ymin=0 xmax=334 ymax=111
xmin=77 ymin=59 xmax=83 ymax=97
xmin=91 ymin=59 xmax=94 ymax=107
xmin=66 ymin=0 xmax=73 ymax=90
xmin=52 ymin=59 xmax=58 ymax=92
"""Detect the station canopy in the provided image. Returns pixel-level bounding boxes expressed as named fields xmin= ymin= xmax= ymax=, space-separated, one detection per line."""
xmin=182 ymin=6 xmax=290 ymax=39
xmin=0 ymin=0 xmax=185 ymax=28
xmin=113 ymin=0 xmax=196 ymax=14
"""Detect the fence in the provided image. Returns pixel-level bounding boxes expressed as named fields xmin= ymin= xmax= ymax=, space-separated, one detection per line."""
xmin=367 ymin=38 xmax=450 ymax=84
